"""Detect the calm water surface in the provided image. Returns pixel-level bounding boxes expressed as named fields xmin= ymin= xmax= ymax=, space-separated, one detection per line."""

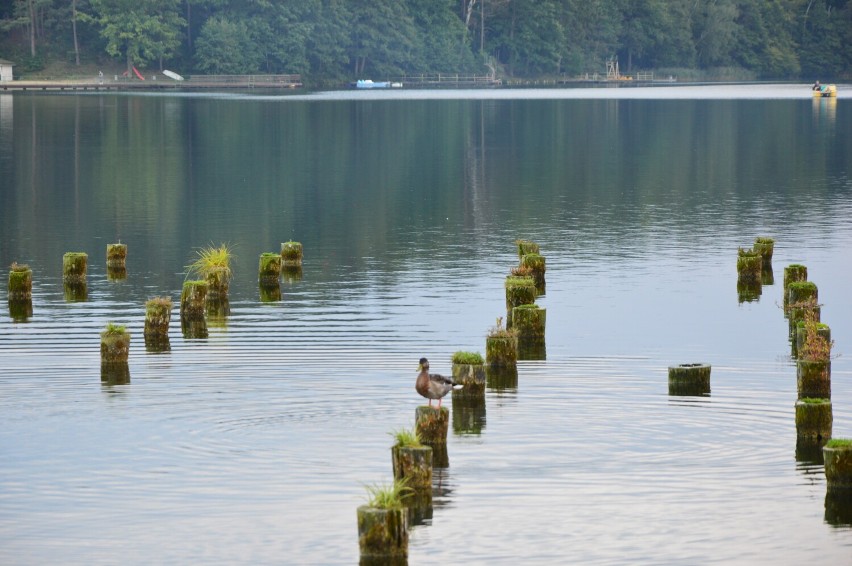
xmin=1 ymin=85 xmax=851 ymax=564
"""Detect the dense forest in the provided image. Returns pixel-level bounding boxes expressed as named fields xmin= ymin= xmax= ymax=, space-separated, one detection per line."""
xmin=2 ymin=0 xmax=850 ymax=84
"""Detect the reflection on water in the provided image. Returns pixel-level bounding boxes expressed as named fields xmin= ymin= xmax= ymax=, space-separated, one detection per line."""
xmin=1 ymin=88 xmax=851 ymax=564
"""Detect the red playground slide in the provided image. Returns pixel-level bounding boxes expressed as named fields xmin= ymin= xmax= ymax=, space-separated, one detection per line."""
xmin=132 ymin=66 xmax=145 ymax=80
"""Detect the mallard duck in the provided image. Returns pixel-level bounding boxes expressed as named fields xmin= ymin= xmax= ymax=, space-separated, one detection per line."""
xmin=416 ymin=357 xmax=461 ymax=408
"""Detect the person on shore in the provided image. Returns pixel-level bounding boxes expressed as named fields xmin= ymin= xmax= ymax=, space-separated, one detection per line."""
xmin=812 ymin=80 xmax=822 ymax=91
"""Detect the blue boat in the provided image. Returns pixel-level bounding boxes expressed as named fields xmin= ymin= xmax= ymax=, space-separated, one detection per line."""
xmin=352 ymin=79 xmax=402 ymax=89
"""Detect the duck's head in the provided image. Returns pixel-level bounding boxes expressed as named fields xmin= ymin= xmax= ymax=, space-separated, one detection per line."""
xmin=418 ymin=357 xmax=429 ymax=371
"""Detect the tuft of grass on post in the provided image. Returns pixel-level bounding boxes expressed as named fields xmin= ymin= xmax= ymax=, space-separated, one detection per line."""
xmin=826 ymin=438 xmax=852 ymax=449
xmin=364 ymin=479 xmax=412 ymax=510
xmin=186 ymin=243 xmax=234 ymax=281
xmin=452 ymin=351 xmax=484 ymax=365
xmin=390 ymin=428 xmax=422 ymax=448
xmin=799 ymin=309 xmax=834 ymax=362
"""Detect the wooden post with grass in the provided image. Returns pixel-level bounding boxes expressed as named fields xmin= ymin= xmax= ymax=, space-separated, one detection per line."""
xmin=180 ymin=280 xmax=208 ymax=321
xmin=515 ymin=239 xmax=540 ymax=257
xmin=519 ymin=253 xmax=546 ymax=288
xmin=8 ymin=262 xmax=32 ymax=301
xmin=106 ymin=243 xmax=127 ymax=269
xmin=451 ymin=351 xmax=486 ymax=398
xmin=782 ymin=264 xmax=807 ymax=311
xmin=796 ymin=312 xmax=833 ymax=399
xmin=357 ymin=481 xmax=409 ymax=560
xmin=101 ymin=323 xmax=130 ymax=365
xmin=186 ymin=244 xmax=233 ymax=302
xmin=796 ymin=322 xmax=830 ymax=359
xmin=486 ymin=317 xmax=518 ymax=369
xmin=281 ymin=241 xmax=303 ymax=267
xmin=754 ymin=237 xmax=774 ymax=268
xmin=823 ymin=439 xmax=852 ymax=495
xmin=63 ymin=252 xmax=88 ymax=285
xmin=505 ymin=276 xmax=537 ymax=325
xmin=258 ymin=252 xmax=282 ymax=286
xmin=788 ymin=281 xmax=818 ymax=310
xmin=391 ymin=428 xmax=432 ymax=490
xmin=668 ymin=363 xmax=711 ymax=396
xmin=513 ymin=304 xmax=546 ymax=360
xmin=144 ymin=297 xmax=172 ymax=346
xmin=795 ymin=398 xmax=832 ymax=442
xmin=736 ymin=247 xmax=761 ymax=284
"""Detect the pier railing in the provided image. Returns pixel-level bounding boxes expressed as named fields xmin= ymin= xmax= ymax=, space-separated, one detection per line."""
xmin=184 ymin=74 xmax=302 ymax=88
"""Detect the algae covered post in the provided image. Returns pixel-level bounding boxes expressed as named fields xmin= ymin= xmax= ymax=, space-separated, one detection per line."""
xmin=281 ymin=241 xmax=303 ymax=267
xmin=62 ymin=252 xmax=88 ymax=284
xmin=357 ymin=481 xmax=410 ymax=560
xmin=390 ymin=428 xmax=432 ymax=490
xmin=415 ymin=406 xmax=449 ymax=445
xmin=668 ymin=363 xmax=711 ymax=396
xmin=512 ymin=303 xmax=546 ymax=360
xmin=144 ymin=297 xmax=172 ymax=349
xmin=106 ymin=243 xmax=127 ymax=268
xmin=486 ymin=317 xmax=518 ymax=370
xmin=8 ymin=262 xmax=32 ymax=300
xmin=258 ymin=252 xmax=282 ymax=285
xmin=451 ymin=351 xmax=486 ymax=399
xmin=187 ymin=244 xmax=233 ymax=302
xmin=795 ymin=398 xmax=832 ymax=442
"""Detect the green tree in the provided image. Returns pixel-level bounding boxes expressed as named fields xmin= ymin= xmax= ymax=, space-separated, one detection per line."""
xmin=349 ymin=0 xmax=417 ymax=76
xmin=194 ymin=14 xmax=261 ymax=73
xmin=86 ymin=0 xmax=185 ymax=76
xmin=407 ymin=0 xmax=477 ymax=73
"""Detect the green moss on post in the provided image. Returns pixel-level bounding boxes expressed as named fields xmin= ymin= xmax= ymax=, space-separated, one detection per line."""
xmin=515 ymin=239 xmax=540 ymax=257
xmin=797 ymin=360 xmax=831 ymax=399
xmin=486 ymin=324 xmax=518 ymax=369
xmin=415 ymin=406 xmax=449 ymax=445
xmin=391 ymin=445 xmax=432 ymax=490
xmin=451 ymin=353 xmax=486 ymax=399
xmin=520 ymin=253 xmax=546 ymax=287
xmin=281 ymin=241 xmax=303 ymax=267
xmin=736 ymin=248 xmax=761 ymax=284
xmin=144 ymin=297 xmax=172 ymax=343
xmin=62 ymin=252 xmax=88 ymax=285
xmin=823 ymin=439 xmax=852 ymax=495
xmin=668 ymin=363 xmax=711 ymax=396
xmin=205 ymin=267 xmax=230 ymax=302
xmin=783 ymin=264 xmax=808 ymax=291
xmin=100 ymin=323 xmax=130 ymax=364
xmin=788 ymin=281 xmax=818 ymax=309
xmin=795 ymin=398 xmax=832 ymax=441
xmin=8 ymin=263 xmax=32 ymax=300
xmin=106 ymin=243 xmax=127 ymax=268
xmin=357 ymin=506 xmax=408 ymax=560
xmin=505 ymin=276 xmax=537 ymax=310
xmin=512 ymin=304 xmax=546 ymax=339
xmin=180 ymin=280 xmax=208 ymax=321
xmin=754 ymin=237 xmax=774 ymax=267
xmin=258 ymin=252 xmax=282 ymax=286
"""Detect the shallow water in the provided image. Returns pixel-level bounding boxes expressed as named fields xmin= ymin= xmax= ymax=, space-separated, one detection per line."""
xmin=1 ymin=86 xmax=851 ymax=564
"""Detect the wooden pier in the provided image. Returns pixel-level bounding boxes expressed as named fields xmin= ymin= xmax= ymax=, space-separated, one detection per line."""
xmin=393 ymin=74 xmax=502 ymax=88
xmin=0 ymin=74 xmax=302 ymax=92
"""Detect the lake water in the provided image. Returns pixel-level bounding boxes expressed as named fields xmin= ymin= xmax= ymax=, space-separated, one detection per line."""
xmin=1 ymin=84 xmax=851 ymax=564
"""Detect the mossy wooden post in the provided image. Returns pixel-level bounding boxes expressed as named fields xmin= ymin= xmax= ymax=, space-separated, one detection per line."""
xmin=357 ymin=506 xmax=408 ymax=560
xmin=823 ymin=439 xmax=852 ymax=496
xmin=515 ymin=239 xmax=540 ymax=258
xmin=451 ymin=352 xmax=486 ymax=399
xmin=415 ymin=406 xmax=449 ymax=445
xmin=795 ymin=398 xmax=832 ymax=442
xmin=787 ymin=281 xmax=818 ymax=312
xmin=520 ymin=253 xmax=546 ymax=289
xmin=783 ymin=264 xmax=808 ymax=312
xmin=281 ymin=241 xmax=303 ymax=267
xmin=486 ymin=324 xmax=518 ymax=370
xmin=797 ymin=360 xmax=831 ymax=399
xmin=258 ymin=252 xmax=281 ymax=286
xmin=736 ymin=248 xmax=761 ymax=285
xmin=144 ymin=297 xmax=172 ymax=348
xmin=8 ymin=263 xmax=32 ymax=300
xmin=513 ymin=304 xmax=546 ymax=360
xmin=106 ymin=243 xmax=127 ymax=269
xmin=505 ymin=276 xmax=536 ymax=326
xmin=101 ymin=324 xmax=130 ymax=366
xmin=180 ymin=280 xmax=207 ymax=321
xmin=63 ymin=252 xmax=88 ymax=285
xmin=391 ymin=445 xmax=432 ymax=491
xmin=668 ymin=363 xmax=711 ymax=396
xmin=205 ymin=267 xmax=230 ymax=302
xmin=754 ymin=237 xmax=774 ymax=269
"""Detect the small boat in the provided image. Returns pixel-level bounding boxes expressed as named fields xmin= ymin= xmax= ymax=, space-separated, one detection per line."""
xmin=352 ymin=79 xmax=403 ymax=89
xmin=162 ymin=70 xmax=184 ymax=81
xmin=812 ymin=84 xmax=837 ymax=97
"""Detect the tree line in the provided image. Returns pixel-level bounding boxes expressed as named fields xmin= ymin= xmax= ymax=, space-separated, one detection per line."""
xmin=2 ymin=0 xmax=850 ymax=84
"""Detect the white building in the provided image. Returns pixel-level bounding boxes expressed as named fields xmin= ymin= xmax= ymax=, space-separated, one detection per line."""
xmin=0 ymin=59 xmax=15 ymax=81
